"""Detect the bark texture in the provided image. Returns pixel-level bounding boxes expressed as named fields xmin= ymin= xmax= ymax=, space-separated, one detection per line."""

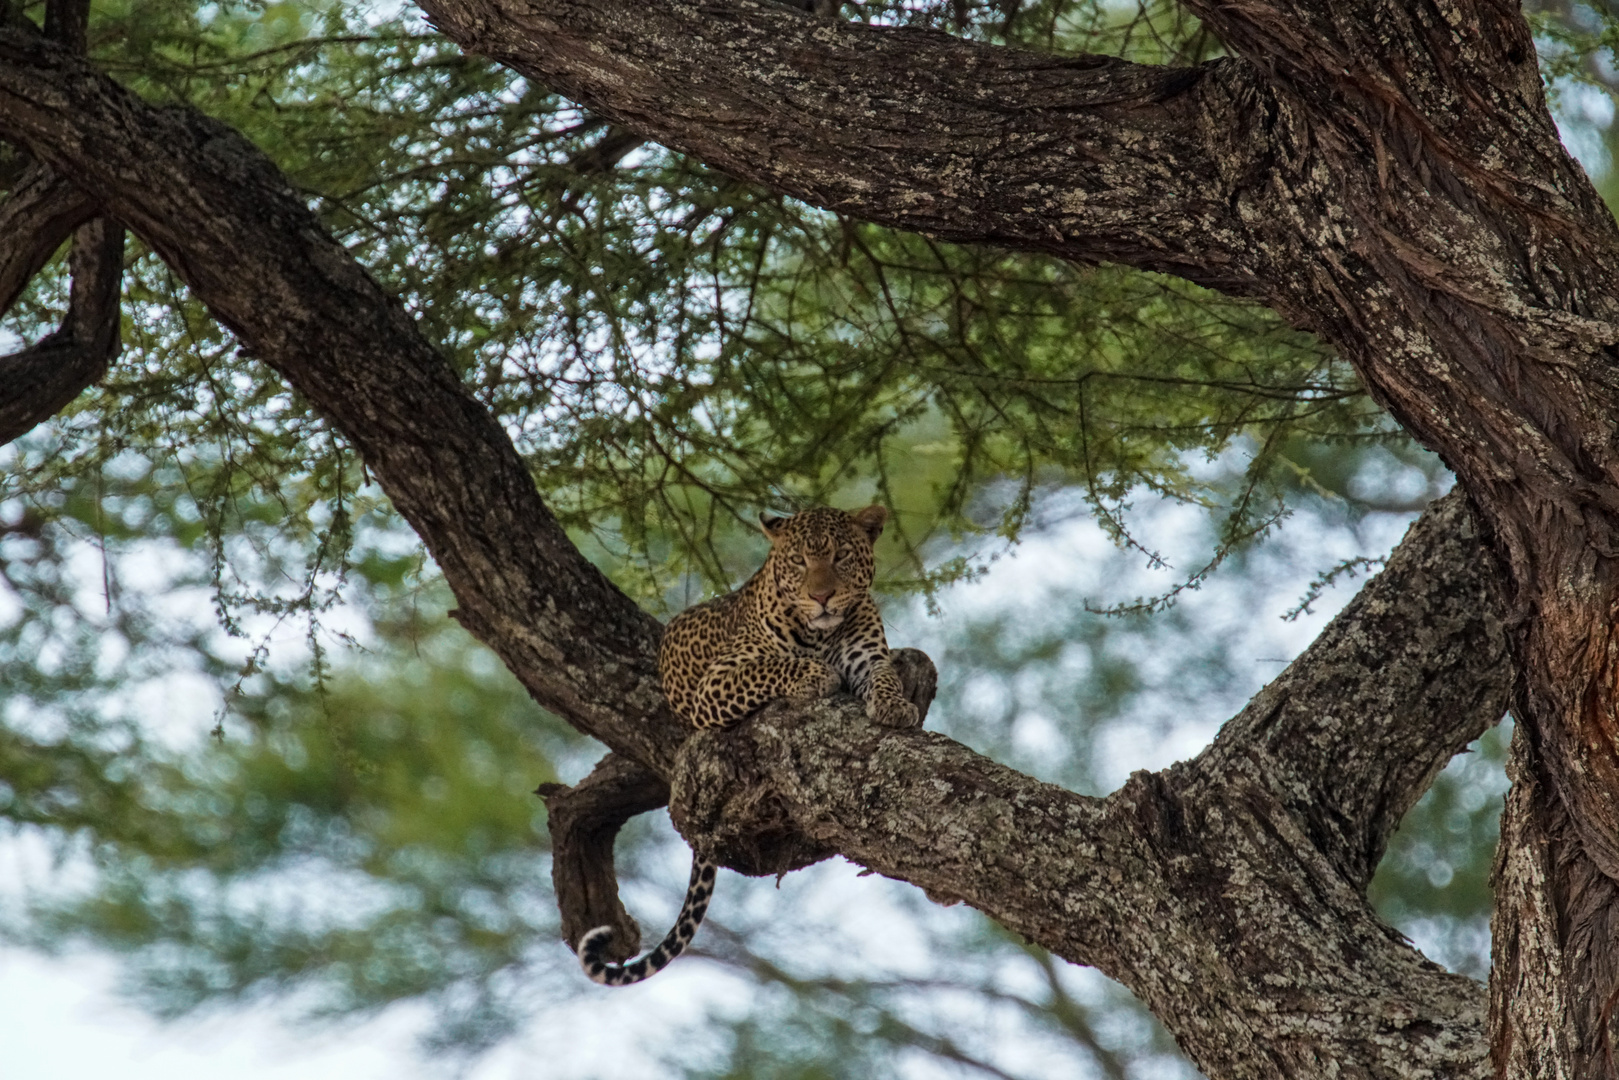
xmin=0 ymin=161 xmax=95 ymax=317
xmin=669 ymin=494 xmax=1506 ymax=1079
xmin=0 ymin=12 xmax=1534 ymax=1079
xmin=0 ymin=214 xmax=123 ymax=445
xmin=538 ymin=752 xmax=671 ymax=963
xmin=543 ymin=647 xmax=937 ymax=960
xmin=409 ymin=0 xmax=1619 ymax=1071
xmin=0 ymin=0 xmax=117 ymax=447
xmin=0 ymin=23 xmax=686 ymax=775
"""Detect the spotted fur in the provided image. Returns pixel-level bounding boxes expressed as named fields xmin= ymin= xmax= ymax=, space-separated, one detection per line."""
xmin=577 ymin=506 xmax=917 ymax=986
xmin=578 ymin=858 xmax=717 ymax=986
xmin=659 ymin=504 xmax=918 ymax=731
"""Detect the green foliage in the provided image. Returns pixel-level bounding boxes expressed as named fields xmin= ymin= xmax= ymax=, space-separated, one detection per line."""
xmin=16 ymin=582 xmax=587 ymax=1053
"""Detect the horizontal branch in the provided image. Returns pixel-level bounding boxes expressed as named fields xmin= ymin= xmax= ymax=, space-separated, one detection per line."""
xmin=416 ymin=0 xmax=1267 ymax=293
xmin=673 ymin=541 xmax=1493 ymax=1076
xmin=412 ymin=18 xmax=1619 ymax=1032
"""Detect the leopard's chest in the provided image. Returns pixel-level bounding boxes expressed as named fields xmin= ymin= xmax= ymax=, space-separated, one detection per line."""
xmin=754 ymin=607 xmax=833 ymax=659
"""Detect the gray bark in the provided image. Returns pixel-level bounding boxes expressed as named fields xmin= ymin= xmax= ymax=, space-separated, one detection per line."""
xmin=0 ymin=13 xmax=1528 ymax=1079
xmin=671 ymin=493 xmax=1506 ymax=1079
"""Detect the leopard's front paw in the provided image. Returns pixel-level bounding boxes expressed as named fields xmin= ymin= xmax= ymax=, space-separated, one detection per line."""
xmin=868 ymin=691 xmax=922 ymax=729
xmin=789 ymin=661 xmax=843 ymax=703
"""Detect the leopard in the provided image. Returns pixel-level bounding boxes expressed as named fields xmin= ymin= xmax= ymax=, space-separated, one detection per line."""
xmin=578 ymin=504 xmax=919 ymax=986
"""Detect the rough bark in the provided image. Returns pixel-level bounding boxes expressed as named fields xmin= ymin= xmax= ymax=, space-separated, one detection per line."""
xmin=538 ymin=752 xmax=671 ymax=962
xmin=0 ymin=214 xmax=123 ymax=445
xmin=671 ymin=494 xmax=1506 ymax=1079
xmin=0 ymin=161 xmax=96 ymax=317
xmin=0 ymin=23 xmax=687 ymax=774
xmin=411 ymin=0 xmax=1619 ymax=1071
xmin=419 ymin=0 xmax=1255 ymax=291
xmin=543 ymin=647 xmax=937 ymax=958
xmin=1197 ymin=493 xmax=1512 ymax=892
xmin=0 ymin=15 xmax=1524 ymax=1079
xmin=0 ymin=0 xmax=117 ymax=447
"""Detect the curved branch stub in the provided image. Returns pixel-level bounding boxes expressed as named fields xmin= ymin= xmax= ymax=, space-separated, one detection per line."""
xmin=669 ymin=648 xmax=938 ymax=878
xmin=0 ymin=213 xmax=122 ymax=447
xmin=0 ymin=160 xmax=96 ymax=316
xmin=891 ymin=646 xmax=938 ymax=724
xmin=538 ymin=752 xmax=669 ymax=960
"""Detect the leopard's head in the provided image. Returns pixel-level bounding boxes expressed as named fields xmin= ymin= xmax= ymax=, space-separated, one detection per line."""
xmin=759 ymin=505 xmax=887 ymax=630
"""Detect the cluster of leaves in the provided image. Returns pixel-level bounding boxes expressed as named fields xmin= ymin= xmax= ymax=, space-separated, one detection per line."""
xmin=10 ymin=590 xmax=591 ymax=1055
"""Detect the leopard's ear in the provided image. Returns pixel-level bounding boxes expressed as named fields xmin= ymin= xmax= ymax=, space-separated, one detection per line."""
xmin=759 ymin=512 xmax=790 ymax=540
xmin=851 ymin=505 xmax=888 ymax=542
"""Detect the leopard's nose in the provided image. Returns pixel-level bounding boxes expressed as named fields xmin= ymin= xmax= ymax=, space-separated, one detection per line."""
xmin=809 ymin=590 xmax=833 ymax=606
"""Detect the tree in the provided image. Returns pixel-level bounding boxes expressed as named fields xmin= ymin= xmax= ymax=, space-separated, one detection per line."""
xmin=0 ymin=0 xmax=1612 ymax=1074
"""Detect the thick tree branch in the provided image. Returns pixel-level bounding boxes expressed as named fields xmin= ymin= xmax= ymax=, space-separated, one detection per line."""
xmin=660 ymin=506 xmax=1508 ymax=1080
xmin=1176 ymin=0 xmax=1536 ymax=137
xmin=42 ymin=0 xmax=88 ymax=54
xmin=0 ymin=23 xmax=1514 ymax=1077
xmin=413 ymin=2 xmax=1619 ymax=1067
xmin=0 ymin=0 xmax=114 ymax=447
xmin=0 ymin=22 xmax=688 ymax=774
xmin=417 ymin=0 xmax=1264 ymax=293
xmin=1196 ymin=490 xmax=1511 ymax=888
xmin=671 ymin=529 xmax=1500 ymax=1076
xmin=543 ymin=649 xmax=936 ymax=957
xmin=0 ymin=161 xmax=95 ymax=316
xmin=538 ymin=752 xmax=670 ymax=961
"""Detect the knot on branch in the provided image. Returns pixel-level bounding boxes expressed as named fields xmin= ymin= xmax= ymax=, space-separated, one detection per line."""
xmin=668 ymin=647 xmax=937 ymax=878
xmin=537 ymin=752 xmax=669 ymax=959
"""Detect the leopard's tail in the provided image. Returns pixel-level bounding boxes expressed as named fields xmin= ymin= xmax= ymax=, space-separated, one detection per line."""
xmin=577 ymin=856 xmax=717 ymax=986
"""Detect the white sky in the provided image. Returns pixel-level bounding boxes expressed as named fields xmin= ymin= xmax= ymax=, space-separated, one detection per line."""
xmin=1 ymin=949 xmax=438 ymax=1080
